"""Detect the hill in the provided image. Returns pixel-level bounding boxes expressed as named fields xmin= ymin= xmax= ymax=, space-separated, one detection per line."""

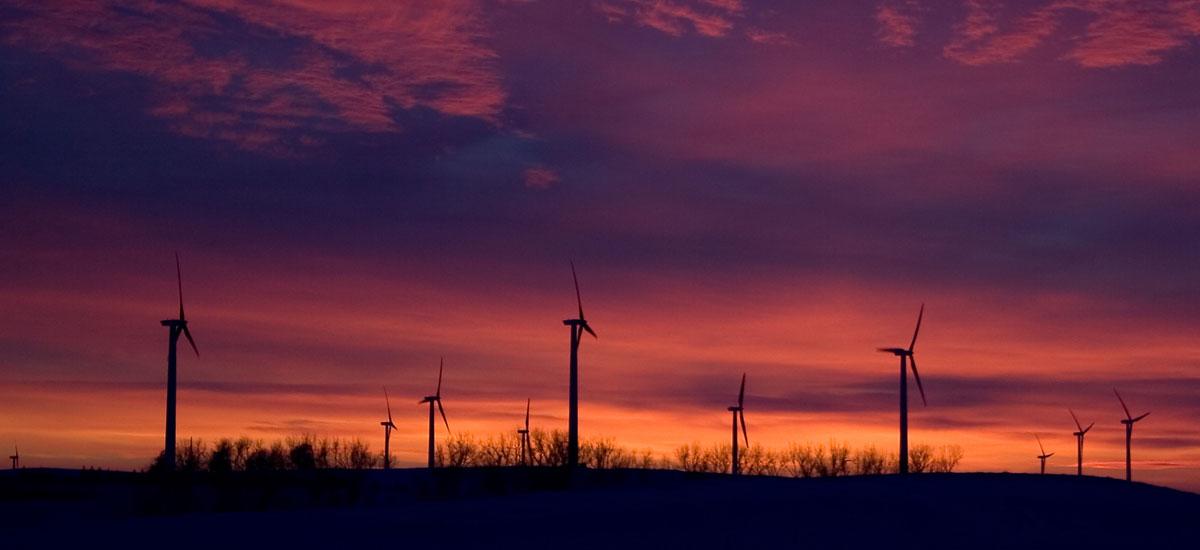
xmin=2 ymin=468 xmax=1196 ymax=548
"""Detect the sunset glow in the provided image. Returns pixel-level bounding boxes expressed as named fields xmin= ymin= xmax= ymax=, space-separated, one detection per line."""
xmin=1 ymin=1 xmax=1198 ymax=491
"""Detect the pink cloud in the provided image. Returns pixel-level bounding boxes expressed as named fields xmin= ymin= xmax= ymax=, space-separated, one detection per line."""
xmin=522 ymin=165 xmax=560 ymax=189
xmin=1 ymin=1 xmax=506 ymax=152
xmin=745 ymin=27 xmax=794 ymax=46
xmin=593 ymin=0 xmax=745 ymax=38
xmin=943 ymin=0 xmax=1200 ymax=68
xmin=875 ymin=1 xmax=922 ymax=48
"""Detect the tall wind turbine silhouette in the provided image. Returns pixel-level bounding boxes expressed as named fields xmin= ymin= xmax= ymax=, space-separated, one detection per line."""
xmin=161 ymin=253 xmax=199 ymax=471
xmin=1114 ymin=389 xmax=1149 ymax=482
xmin=563 ymin=261 xmax=597 ymax=469
xmin=8 ymin=446 xmax=17 ymax=469
xmin=418 ymin=358 xmax=450 ymax=469
xmin=517 ymin=398 xmax=531 ymax=466
xmin=1035 ymin=435 xmax=1054 ymax=475
xmin=877 ymin=304 xmax=927 ymax=475
xmin=728 ymin=373 xmax=749 ymax=476
xmin=380 ymin=387 xmax=397 ymax=470
xmin=1069 ymin=409 xmax=1094 ymax=476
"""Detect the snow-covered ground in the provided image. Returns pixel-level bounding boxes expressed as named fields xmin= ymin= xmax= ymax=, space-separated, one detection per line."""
xmin=2 ymin=468 xmax=1197 ymax=548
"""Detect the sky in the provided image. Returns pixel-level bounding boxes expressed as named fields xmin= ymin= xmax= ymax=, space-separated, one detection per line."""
xmin=1 ymin=0 xmax=1198 ymax=490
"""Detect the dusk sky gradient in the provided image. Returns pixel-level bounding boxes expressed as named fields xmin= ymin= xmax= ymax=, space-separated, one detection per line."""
xmin=2 ymin=0 xmax=1199 ymax=489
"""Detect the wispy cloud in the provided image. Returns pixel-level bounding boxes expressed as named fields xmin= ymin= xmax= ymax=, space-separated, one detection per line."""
xmin=593 ymin=0 xmax=745 ymax=38
xmin=522 ymin=165 xmax=560 ymax=189
xmin=1 ymin=0 xmax=505 ymax=152
xmin=875 ymin=1 xmax=922 ymax=47
xmin=943 ymin=0 xmax=1200 ymax=68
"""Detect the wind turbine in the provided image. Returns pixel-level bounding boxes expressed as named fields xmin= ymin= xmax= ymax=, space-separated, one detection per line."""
xmin=1035 ymin=435 xmax=1054 ymax=475
xmin=517 ymin=398 xmax=531 ymax=466
xmin=563 ymin=261 xmax=597 ymax=469
xmin=418 ymin=358 xmax=450 ymax=469
xmin=1114 ymin=389 xmax=1150 ymax=482
xmin=727 ymin=373 xmax=749 ymax=476
xmin=1069 ymin=409 xmax=1094 ymax=476
xmin=876 ymin=304 xmax=927 ymax=475
xmin=8 ymin=446 xmax=17 ymax=470
xmin=380 ymin=387 xmax=397 ymax=470
xmin=161 ymin=253 xmax=199 ymax=471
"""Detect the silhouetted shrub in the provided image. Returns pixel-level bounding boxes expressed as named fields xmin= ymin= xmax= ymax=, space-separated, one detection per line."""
xmin=853 ymin=445 xmax=889 ymax=475
xmin=208 ymin=439 xmax=234 ymax=474
xmin=741 ymin=444 xmax=780 ymax=476
xmin=931 ymin=445 xmax=963 ymax=473
xmin=176 ymin=438 xmax=207 ymax=472
xmin=783 ymin=443 xmax=822 ymax=477
xmin=908 ymin=444 xmax=934 ymax=473
xmin=347 ymin=439 xmax=376 ymax=469
xmin=289 ymin=442 xmax=316 ymax=471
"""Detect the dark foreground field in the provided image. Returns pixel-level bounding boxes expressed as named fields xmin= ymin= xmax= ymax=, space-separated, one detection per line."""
xmin=2 ymin=468 xmax=1197 ymax=548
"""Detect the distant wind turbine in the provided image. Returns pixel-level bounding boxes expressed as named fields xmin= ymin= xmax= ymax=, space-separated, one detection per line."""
xmin=418 ymin=358 xmax=450 ymax=469
xmin=1069 ymin=409 xmax=1094 ymax=476
xmin=728 ymin=373 xmax=749 ymax=476
xmin=877 ymin=304 xmax=927 ymax=475
xmin=1114 ymin=389 xmax=1150 ymax=482
xmin=1035 ymin=434 xmax=1054 ymax=475
xmin=8 ymin=446 xmax=17 ymax=470
xmin=161 ymin=253 xmax=199 ymax=471
xmin=380 ymin=387 xmax=398 ymax=470
xmin=563 ymin=261 xmax=597 ymax=469
xmin=517 ymin=398 xmax=531 ymax=466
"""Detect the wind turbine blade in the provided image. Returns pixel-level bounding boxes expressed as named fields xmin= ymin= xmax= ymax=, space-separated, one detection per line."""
xmin=738 ymin=372 xmax=747 ymax=407
xmin=1132 ymin=412 xmax=1150 ymax=422
xmin=1036 ymin=434 xmax=1045 ymax=455
xmin=525 ymin=398 xmax=530 ymax=431
xmin=1046 ymin=453 xmax=1054 ymax=458
xmin=1069 ymin=409 xmax=1083 ymax=432
xmin=436 ymin=357 xmax=444 ymax=398
xmin=1113 ymin=388 xmax=1132 ymax=419
xmin=582 ymin=322 xmax=597 ymax=339
xmin=176 ymin=252 xmax=186 ymax=321
xmin=571 ymin=260 xmax=585 ymax=321
xmin=739 ymin=409 xmax=748 ymax=447
xmin=909 ymin=356 xmax=927 ymax=406
xmin=1083 ymin=422 xmax=1094 ymax=434
xmin=438 ymin=400 xmax=450 ymax=433
xmin=181 ymin=325 xmax=199 ymax=357
xmin=908 ymin=303 xmax=924 ymax=352
xmin=384 ymin=386 xmax=393 ymax=424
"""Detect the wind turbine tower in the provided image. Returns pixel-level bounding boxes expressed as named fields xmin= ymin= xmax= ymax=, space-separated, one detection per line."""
xmin=876 ymin=304 xmax=927 ymax=475
xmin=1114 ymin=389 xmax=1150 ymax=482
xmin=728 ymin=373 xmax=748 ymax=475
xmin=563 ymin=262 xmax=597 ymax=469
xmin=418 ymin=358 xmax=450 ymax=469
xmin=1069 ymin=409 xmax=1094 ymax=476
xmin=380 ymin=387 xmax=398 ymax=470
xmin=161 ymin=253 xmax=199 ymax=471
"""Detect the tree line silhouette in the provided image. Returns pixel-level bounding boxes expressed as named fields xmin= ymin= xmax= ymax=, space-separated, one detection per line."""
xmin=148 ymin=432 xmax=962 ymax=476
xmin=150 ymin=436 xmax=377 ymax=473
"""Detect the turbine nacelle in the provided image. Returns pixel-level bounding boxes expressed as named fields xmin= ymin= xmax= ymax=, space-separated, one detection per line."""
xmin=1120 ymin=414 xmax=1150 ymax=425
